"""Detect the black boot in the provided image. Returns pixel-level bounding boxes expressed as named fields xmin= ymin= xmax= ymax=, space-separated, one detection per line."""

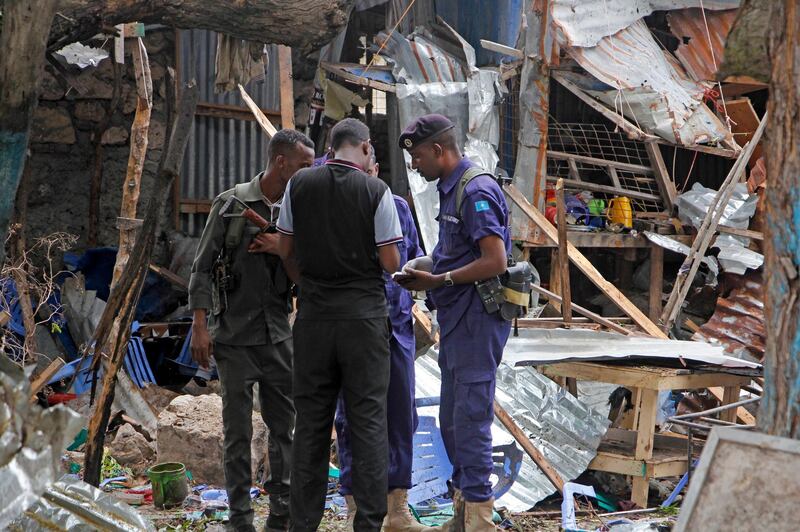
xmin=264 ymin=493 xmax=290 ymax=531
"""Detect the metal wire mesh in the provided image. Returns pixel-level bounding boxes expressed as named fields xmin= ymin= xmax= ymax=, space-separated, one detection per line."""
xmin=547 ymin=121 xmax=663 ymax=213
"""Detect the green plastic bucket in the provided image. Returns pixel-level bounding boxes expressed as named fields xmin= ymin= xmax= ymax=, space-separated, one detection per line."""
xmin=147 ymin=462 xmax=188 ymax=508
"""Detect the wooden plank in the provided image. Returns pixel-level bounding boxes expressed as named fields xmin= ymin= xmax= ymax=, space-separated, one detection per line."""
xmin=657 ymin=141 xmax=738 ymax=159
xmin=412 ymin=304 xmax=439 ymax=344
xmin=479 ymin=38 xmax=524 ymax=59
xmin=717 ymin=225 xmax=764 ymax=240
xmin=726 ymin=98 xmax=762 ymax=165
xmin=494 ymin=402 xmax=565 ymax=493
xmin=545 ymin=177 xmax=662 ymax=203
xmin=530 ymin=284 xmax=633 ymax=335
xmin=709 ymin=386 xmax=755 ymax=425
xmin=277 ymin=45 xmax=295 ymax=129
xmin=238 ymin=83 xmax=278 ymax=138
xmin=632 ymin=388 xmax=659 ymax=508
xmin=567 ymin=157 xmax=581 ymax=181
xmin=644 ymin=141 xmax=677 ymax=211
xmin=549 ymin=250 xmax=562 ymax=313
xmin=720 ymin=386 xmax=741 ymax=423
xmin=538 ymin=362 xmax=754 ymax=391
xmin=319 ymin=62 xmax=397 ymax=93
xmin=607 ymin=165 xmax=622 ymax=189
xmin=522 ymin=230 xmax=694 ymax=249
xmin=179 ymin=199 xmax=212 ymax=214
xmin=590 ymin=452 xmax=646 ymax=477
xmin=547 ymin=150 xmax=654 ymax=175
xmin=196 ymin=101 xmax=282 ymax=122
xmin=555 ymin=179 xmax=572 ymax=326
xmin=552 ymin=71 xmax=656 ymax=142
xmin=506 ymin=183 xmax=666 ymax=337
xmin=149 ymin=264 xmax=188 ymax=291
xmin=649 ymin=245 xmax=664 ymax=322
xmin=29 ymin=358 xmax=65 ymax=400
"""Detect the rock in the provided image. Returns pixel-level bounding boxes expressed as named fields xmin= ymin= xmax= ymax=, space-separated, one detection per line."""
xmin=74 ymin=101 xmax=107 ymax=122
xmin=40 ymin=68 xmax=66 ymax=100
xmin=110 ymin=423 xmax=157 ymax=475
xmin=31 ymin=106 xmax=76 ymax=144
xmin=148 ymin=117 xmax=166 ymax=149
xmin=157 ymin=394 xmax=269 ymax=485
xmin=101 ymin=126 xmax=129 ymax=145
xmin=140 ymin=384 xmax=180 ymax=414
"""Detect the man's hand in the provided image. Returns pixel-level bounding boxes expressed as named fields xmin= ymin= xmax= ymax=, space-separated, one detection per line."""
xmin=396 ymin=268 xmax=445 ymax=291
xmin=191 ymin=320 xmax=214 ymax=369
xmin=248 ymin=232 xmax=280 ymax=254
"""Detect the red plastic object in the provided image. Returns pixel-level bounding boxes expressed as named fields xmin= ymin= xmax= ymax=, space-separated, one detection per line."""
xmin=545 ymin=206 xmax=558 ymax=225
xmin=47 ymin=393 xmax=78 ymax=405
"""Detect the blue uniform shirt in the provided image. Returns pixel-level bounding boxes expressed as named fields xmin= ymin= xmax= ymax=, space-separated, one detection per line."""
xmin=385 ymin=196 xmax=424 ymax=350
xmin=430 ymin=158 xmax=512 ymax=337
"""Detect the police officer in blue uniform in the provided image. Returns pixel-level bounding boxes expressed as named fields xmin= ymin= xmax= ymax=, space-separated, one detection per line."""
xmin=396 ymin=114 xmax=512 ymax=531
xmin=334 ymin=148 xmax=426 ymax=532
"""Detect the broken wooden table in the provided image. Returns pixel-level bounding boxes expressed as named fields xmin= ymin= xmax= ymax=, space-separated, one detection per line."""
xmin=536 ymin=361 xmax=755 ymax=508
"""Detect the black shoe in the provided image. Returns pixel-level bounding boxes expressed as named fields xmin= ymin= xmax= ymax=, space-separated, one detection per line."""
xmin=264 ymin=495 xmax=290 ymax=531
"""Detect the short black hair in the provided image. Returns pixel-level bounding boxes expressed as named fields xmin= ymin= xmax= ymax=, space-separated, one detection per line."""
xmin=429 ymin=127 xmax=460 ymax=153
xmin=267 ymin=129 xmax=315 ymax=162
xmin=330 ymin=118 xmax=370 ymax=151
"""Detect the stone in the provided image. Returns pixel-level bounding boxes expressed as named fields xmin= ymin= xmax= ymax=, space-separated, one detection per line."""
xmin=40 ymin=68 xmax=66 ymax=101
xmin=148 ymin=118 xmax=166 ymax=149
xmin=74 ymin=59 xmax=115 ymax=99
xmin=140 ymin=384 xmax=180 ymax=414
xmin=74 ymin=101 xmax=107 ymax=122
xmin=31 ymin=106 xmax=76 ymax=144
xmin=101 ymin=126 xmax=129 ymax=145
xmin=157 ymin=394 xmax=269 ymax=485
xmin=109 ymin=423 xmax=157 ymax=476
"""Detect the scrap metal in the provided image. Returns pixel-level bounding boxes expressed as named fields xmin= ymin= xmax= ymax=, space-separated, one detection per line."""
xmin=667 ymin=8 xmax=739 ymax=82
xmin=415 ymin=350 xmax=610 ymax=512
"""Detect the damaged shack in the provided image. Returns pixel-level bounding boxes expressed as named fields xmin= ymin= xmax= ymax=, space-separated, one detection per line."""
xmin=1 ymin=0 xmax=799 ymax=530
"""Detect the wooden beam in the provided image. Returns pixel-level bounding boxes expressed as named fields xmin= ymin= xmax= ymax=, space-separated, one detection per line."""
xmin=709 ymin=387 xmax=756 ymax=425
xmin=644 ymin=141 xmax=677 ymax=212
xmin=552 ymin=71 xmax=656 ymax=142
xmin=29 ymin=357 xmax=65 ymax=401
xmin=479 ymin=38 xmax=524 ymax=59
xmin=506 ymin=183 xmax=667 ymax=338
xmin=238 ymin=84 xmax=278 ymax=138
xmin=494 ymin=402 xmax=565 ymax=493
xmin=717 ymin=225 xmax=764 ymax=240
xmin=547 ymin=150 xmax=654 ymax=175
xmin=530 ymin=284 xmax=633 ymax=336
xmin=545 ymin=177 xmax=662 ymax=203
xmin=277 ymin=45 xmax=295 ymax=129
xmin=149 ymin=264 xmax=188 ymax=291
xmin=555 ymin=179 xmax=572 ymax=326
xmin=319 ymin=62 xmax=397 ymax=93
xmin=649 ymin=245 xmax=664 ymax=322
xmin=196 ymin=101 xmax=282 ymax=122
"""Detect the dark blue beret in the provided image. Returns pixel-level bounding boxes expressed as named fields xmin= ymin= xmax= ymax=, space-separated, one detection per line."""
xmin=399 ymin=114 xmax=455 ymax=150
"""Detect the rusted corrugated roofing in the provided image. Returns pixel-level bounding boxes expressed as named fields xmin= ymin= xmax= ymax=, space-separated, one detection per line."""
xmin=692 ymin=272 xmax=765 ymax=362
xmin=668 ymin=8 xmax=739 ymax=81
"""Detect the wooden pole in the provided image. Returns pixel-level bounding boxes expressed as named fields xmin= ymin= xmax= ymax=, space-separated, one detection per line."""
xmin=494 ymin=401 xmax=565 ymax=493
xmin=530 ymin=284 xmax=633 ymax=336
xmin=555 ymin=179 xmax=572 ymax=326
xmin=277 ymin=45 xmax=295 ymax=130
xmin=239 ymin=83 xmax=278 ymax=138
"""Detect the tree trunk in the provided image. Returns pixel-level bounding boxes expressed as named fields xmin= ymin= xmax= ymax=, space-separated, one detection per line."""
xmin=761 ymin=0 xmax=800 ymax=438
xmin=0 ymin=0 xmax=57 ymax=264
xmin=50 ymin=0 xmax=355 ymax=53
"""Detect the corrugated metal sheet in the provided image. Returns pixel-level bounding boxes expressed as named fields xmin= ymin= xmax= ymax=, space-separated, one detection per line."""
xmin=178 ymin=29 xmax=282 ymax=235
xmin=693 ymin=272 xmax=765 ymax=363
xmin=415 ymin=351 xmax=610 ymax=512
xmin=564 ymin=19 xmax=735 ymax=148
xmin=551 ymin=0 xmax=740 ymax=47
xmin=668 ymin=8 xmax=738 ymax=82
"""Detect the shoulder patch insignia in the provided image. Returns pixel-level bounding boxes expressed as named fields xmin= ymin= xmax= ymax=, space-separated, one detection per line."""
xmin=474 ymin=200 xmax=490 ymax=212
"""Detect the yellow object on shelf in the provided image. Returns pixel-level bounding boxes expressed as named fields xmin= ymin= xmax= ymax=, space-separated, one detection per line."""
xmin=608 ymin=196 xmax=633 ymax=228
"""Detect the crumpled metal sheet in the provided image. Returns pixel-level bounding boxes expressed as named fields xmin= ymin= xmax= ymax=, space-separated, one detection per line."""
xmin=500 ymin=327 xmax=760 ymax=369
xmin=0 ymin=356 xmax=83 ymax=529
xmin=692 ymin=272 xmax=765 ymax=363
xmin=55 ymin=42 xmax=109 ymax=69
xmin=564 ymin=19 xmax=735 ymax=148
xmin=414 ymin=351 xmax=610 ymax=512
xmin=9 ymin=477 xmax=155 ymax=532
xmin=393 ymin=28 xmax=503 ymax=252
xmin=644 ymin=231 xmax=719 ymax=285
xmin=551 ymin=0 xmax=740 ymax=48
xmin=667 ymin=8 xmax=739 ymax=82
xmin=675 ymin=182 xmax=763 ymax=273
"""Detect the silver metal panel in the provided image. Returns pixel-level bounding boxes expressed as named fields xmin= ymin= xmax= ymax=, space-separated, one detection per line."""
xmin=414 ymin=350 xmax=610 ymax=512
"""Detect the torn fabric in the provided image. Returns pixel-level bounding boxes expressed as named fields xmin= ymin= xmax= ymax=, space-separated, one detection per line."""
xmin=214 ymin=34 xmax=267 ymax=94
xmin=322 ymin=79 xmax=370 ymax=121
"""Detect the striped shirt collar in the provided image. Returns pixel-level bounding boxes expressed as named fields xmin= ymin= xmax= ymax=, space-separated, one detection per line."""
xmin=325 ymin=158 xmax=365 ymax=172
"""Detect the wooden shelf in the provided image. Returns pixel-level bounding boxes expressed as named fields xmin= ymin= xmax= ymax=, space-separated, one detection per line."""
xmin=520 ymin=230 xmax=693 ymax=249
xmin=590 ymin=428 xmax=700 ymax=478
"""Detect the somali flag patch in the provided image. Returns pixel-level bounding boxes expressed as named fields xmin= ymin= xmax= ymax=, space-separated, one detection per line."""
xmin=474 ymin=200 xmax=490 ymax=212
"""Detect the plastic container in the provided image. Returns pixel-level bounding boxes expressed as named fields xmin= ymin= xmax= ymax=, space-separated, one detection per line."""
xmin=147 ymin=462 xmax=189 ymax=509
xmin=607 ymin=196 xmax=633 ymax=228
